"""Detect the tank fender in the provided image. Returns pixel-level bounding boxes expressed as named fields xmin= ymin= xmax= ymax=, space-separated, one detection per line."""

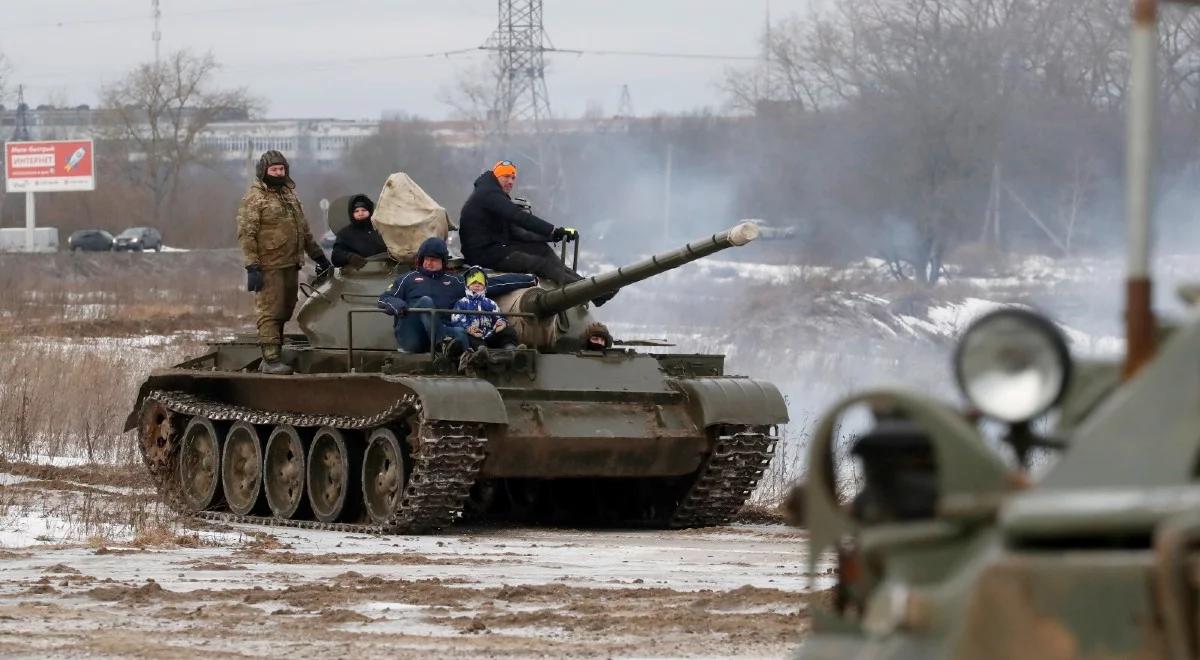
xmin=674 ymin=377 xmax=789 ymax=427
xmin=380 ymin=376 xmax=508 ymax=424
xmin=124 ymin=373 xmax=509 ymax=432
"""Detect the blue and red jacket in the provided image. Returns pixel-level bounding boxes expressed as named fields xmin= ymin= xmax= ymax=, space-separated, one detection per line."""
xmin=378 ymin=237 xmax=535 ymax=318
xmin=451 ymin=269 xmax=508 ymax=337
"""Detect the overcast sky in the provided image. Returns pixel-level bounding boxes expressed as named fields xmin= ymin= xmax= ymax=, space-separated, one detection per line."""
xmin=0 ymin=0 xmax=814 ymax=120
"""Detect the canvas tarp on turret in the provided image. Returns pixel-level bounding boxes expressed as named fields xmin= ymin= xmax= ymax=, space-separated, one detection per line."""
xmin=372 ymin=173 xmax=452 ymax=262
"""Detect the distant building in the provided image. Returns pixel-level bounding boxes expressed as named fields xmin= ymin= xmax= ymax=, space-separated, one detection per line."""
xmin=195 ymin=119 xmax=378 ymax=165
xmin=0 ymin=105 xmax=378 ymax=166
xmin=0 ymin=105 xmax=104 ymax=141
xmin=0 ymin=104 xmax=719 ymax=165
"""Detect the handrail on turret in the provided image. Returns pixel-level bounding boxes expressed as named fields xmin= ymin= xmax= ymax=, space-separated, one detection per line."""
xmin=558 ymin=235 xmax=580 ymax=273
xmin=345 ymin=306 xmax=534 ymax=372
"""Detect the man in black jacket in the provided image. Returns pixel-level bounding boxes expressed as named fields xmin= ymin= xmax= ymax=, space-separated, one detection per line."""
xmin=459 ymin=161 xmax=582 ymax=285
xmin=378 ymin=236 xmax=536 ymax=353
xmin=331 ymin=194 xmax=388 ymax=268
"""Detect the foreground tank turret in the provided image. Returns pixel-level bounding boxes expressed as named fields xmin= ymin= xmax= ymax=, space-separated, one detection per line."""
xmin=294 ymin=222 xmax=761 ymax=354
xmin=127 ymin=223 xmax=787 ymax=534
xmin=501 ymin=221 xmax=761 ymax=350
xmin=795 ymin=1 xmax=1200 ymax=657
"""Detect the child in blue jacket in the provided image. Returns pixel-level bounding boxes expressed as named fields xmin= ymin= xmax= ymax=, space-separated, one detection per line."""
xmin=451 ymin=267 xmax=522 ymax=350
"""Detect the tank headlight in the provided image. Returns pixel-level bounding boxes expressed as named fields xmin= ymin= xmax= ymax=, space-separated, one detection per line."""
xmin=953 ymin=309 xmax=1070 ymax=423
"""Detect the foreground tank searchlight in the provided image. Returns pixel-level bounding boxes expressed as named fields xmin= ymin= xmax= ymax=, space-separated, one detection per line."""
xmin=793 ymin=1 xmax=1200 ymax=658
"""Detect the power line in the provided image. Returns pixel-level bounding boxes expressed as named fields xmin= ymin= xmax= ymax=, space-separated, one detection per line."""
xmin=14 ymin=42 xmax=750 ymax=89
xmin=477 ymin=42 xmax=757 ymax=61
xmin=486 ymin=0 xmax=555 ymax=129
xmin=222 ymin=48 xmax=483 ymax=72
xmin=0 ymin=0 xmax=373 ymax=31
xmin=15 ymin=47 xmax=484 ymax=86
xmin=544 ymin=47 xmax=757 ymax=62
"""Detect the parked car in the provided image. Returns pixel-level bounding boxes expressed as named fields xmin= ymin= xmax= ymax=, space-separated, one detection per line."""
xmin=112 ymin=227 xmax=163 ymax=252
xmin=67 ymin=229 xmax=114 ymax=252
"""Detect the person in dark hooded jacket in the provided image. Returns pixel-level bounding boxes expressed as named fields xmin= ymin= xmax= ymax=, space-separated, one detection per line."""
xmin=377 ymin=237 xmax=536 ymax=353
xmin=459 ymin=161 xmax=585 ymax=286
xmin=331 ymin=194 xmax=387 ymax=268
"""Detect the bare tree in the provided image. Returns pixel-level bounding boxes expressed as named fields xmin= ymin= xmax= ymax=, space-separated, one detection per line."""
xmin=786 ymin=0 xmax=1036 ymax=281
xmin=343 ymin=117 xmax=474 ymax=214
xmin=99 ymin=50 xmax=258 ymax=224
xmin=723 ymin=15 xmax=825 ymax=114
xmin=438 ymin=61 xmax=500 ymax=138
xmin=719 ymin=0 xmax=1200 ymax=274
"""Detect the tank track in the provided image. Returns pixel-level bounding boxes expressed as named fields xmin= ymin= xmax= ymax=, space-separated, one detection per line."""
xmin=144 ymin=390 xmax=417 ymax=430
xmin=669 ymin=425 xmax=779 ymax=528
xmin=141 ymin=390 xmax=487 ymax=534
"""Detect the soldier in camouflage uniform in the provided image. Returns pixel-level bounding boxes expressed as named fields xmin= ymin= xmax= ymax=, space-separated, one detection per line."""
xmin=236 ymin=150 xmax=332 ymax=374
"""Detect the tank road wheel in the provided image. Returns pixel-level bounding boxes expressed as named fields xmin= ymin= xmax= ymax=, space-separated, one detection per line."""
xmin=178 ymin=417 xmax=224 ymax=512
xmin=264 ymin=425 xmax=310 ymax=519
xmin=221 ymin=422 xmax=266 ymax=516
xmin=307 ymin=427 xmax=361 ymax=523
xmin=362 ymin=428 xmax=406 ymax=524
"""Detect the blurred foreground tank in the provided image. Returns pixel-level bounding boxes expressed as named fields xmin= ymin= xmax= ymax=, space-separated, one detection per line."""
xmin=795 ymin=1 xmax=1200 ymax=657
xmin=126 ymin=222 xmax=787 ymax=533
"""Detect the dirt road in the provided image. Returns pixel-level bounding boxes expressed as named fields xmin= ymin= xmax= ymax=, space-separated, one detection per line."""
xmin=0 ymin=467 xmax=824 ymax=658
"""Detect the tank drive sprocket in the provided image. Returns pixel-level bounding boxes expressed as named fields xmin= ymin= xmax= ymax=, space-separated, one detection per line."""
xmin=670 ymin=425 xmax=779 ymax=528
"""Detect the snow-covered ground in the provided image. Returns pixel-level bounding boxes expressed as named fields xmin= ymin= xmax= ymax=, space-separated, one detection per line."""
xmin=0 ymin=464 xmax=823 ymax=658
xmin=602 ymin=250 xmax=1198 ymax=420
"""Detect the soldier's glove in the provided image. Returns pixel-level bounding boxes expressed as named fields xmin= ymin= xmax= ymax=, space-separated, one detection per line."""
xmin=551 ymin=226 xmax=578 ymax=242
xmin=246 ymin=266 xmax=264 ymax=293
xmin=347 ymin=254 xmax=368 ymax=269
xmin=313 ymin=254 xmax=333 ymax=276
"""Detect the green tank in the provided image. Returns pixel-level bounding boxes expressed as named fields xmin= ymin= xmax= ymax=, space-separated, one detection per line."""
xmin=796 ymin=1 xmax=1197 ymax=657
xmin=127 ymin=222 xmax=788 ymax=533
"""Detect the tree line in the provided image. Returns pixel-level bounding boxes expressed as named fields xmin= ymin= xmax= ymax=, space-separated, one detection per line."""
xmin=3 ymin=1 xmax=1200 ymax=280
xmin=724 ymin=0 xmax=1200 ymax=280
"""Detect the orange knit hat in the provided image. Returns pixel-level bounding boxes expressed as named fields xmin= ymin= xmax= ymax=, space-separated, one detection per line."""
xmin=492 ymin=160 xmax=517 ymax=178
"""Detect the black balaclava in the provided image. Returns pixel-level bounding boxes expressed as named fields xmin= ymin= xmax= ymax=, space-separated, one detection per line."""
xmin=256 ymin=150 xmax=294 ymax=189
xmin=348 ymin=194 xmax=376 ymax=223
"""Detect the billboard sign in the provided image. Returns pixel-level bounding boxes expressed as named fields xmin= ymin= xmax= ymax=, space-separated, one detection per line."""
xmin=4 ymin=139 xmax=95 ymax=193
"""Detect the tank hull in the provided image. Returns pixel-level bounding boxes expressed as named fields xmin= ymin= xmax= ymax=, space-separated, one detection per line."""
xmin=128 ymin=346 xmax=787 ymax=533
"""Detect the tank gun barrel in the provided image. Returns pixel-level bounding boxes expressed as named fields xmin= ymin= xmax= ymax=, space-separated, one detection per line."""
xmin=525 ymin=222 xmax=760 ymax=317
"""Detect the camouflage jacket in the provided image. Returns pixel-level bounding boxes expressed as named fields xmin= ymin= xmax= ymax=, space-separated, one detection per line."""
xmin=236 ymin=181 xmax=323 ymax=270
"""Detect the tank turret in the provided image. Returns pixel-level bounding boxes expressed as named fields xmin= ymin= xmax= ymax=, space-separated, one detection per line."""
xmin=297 ymin=222 xmax=762 ymax=351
